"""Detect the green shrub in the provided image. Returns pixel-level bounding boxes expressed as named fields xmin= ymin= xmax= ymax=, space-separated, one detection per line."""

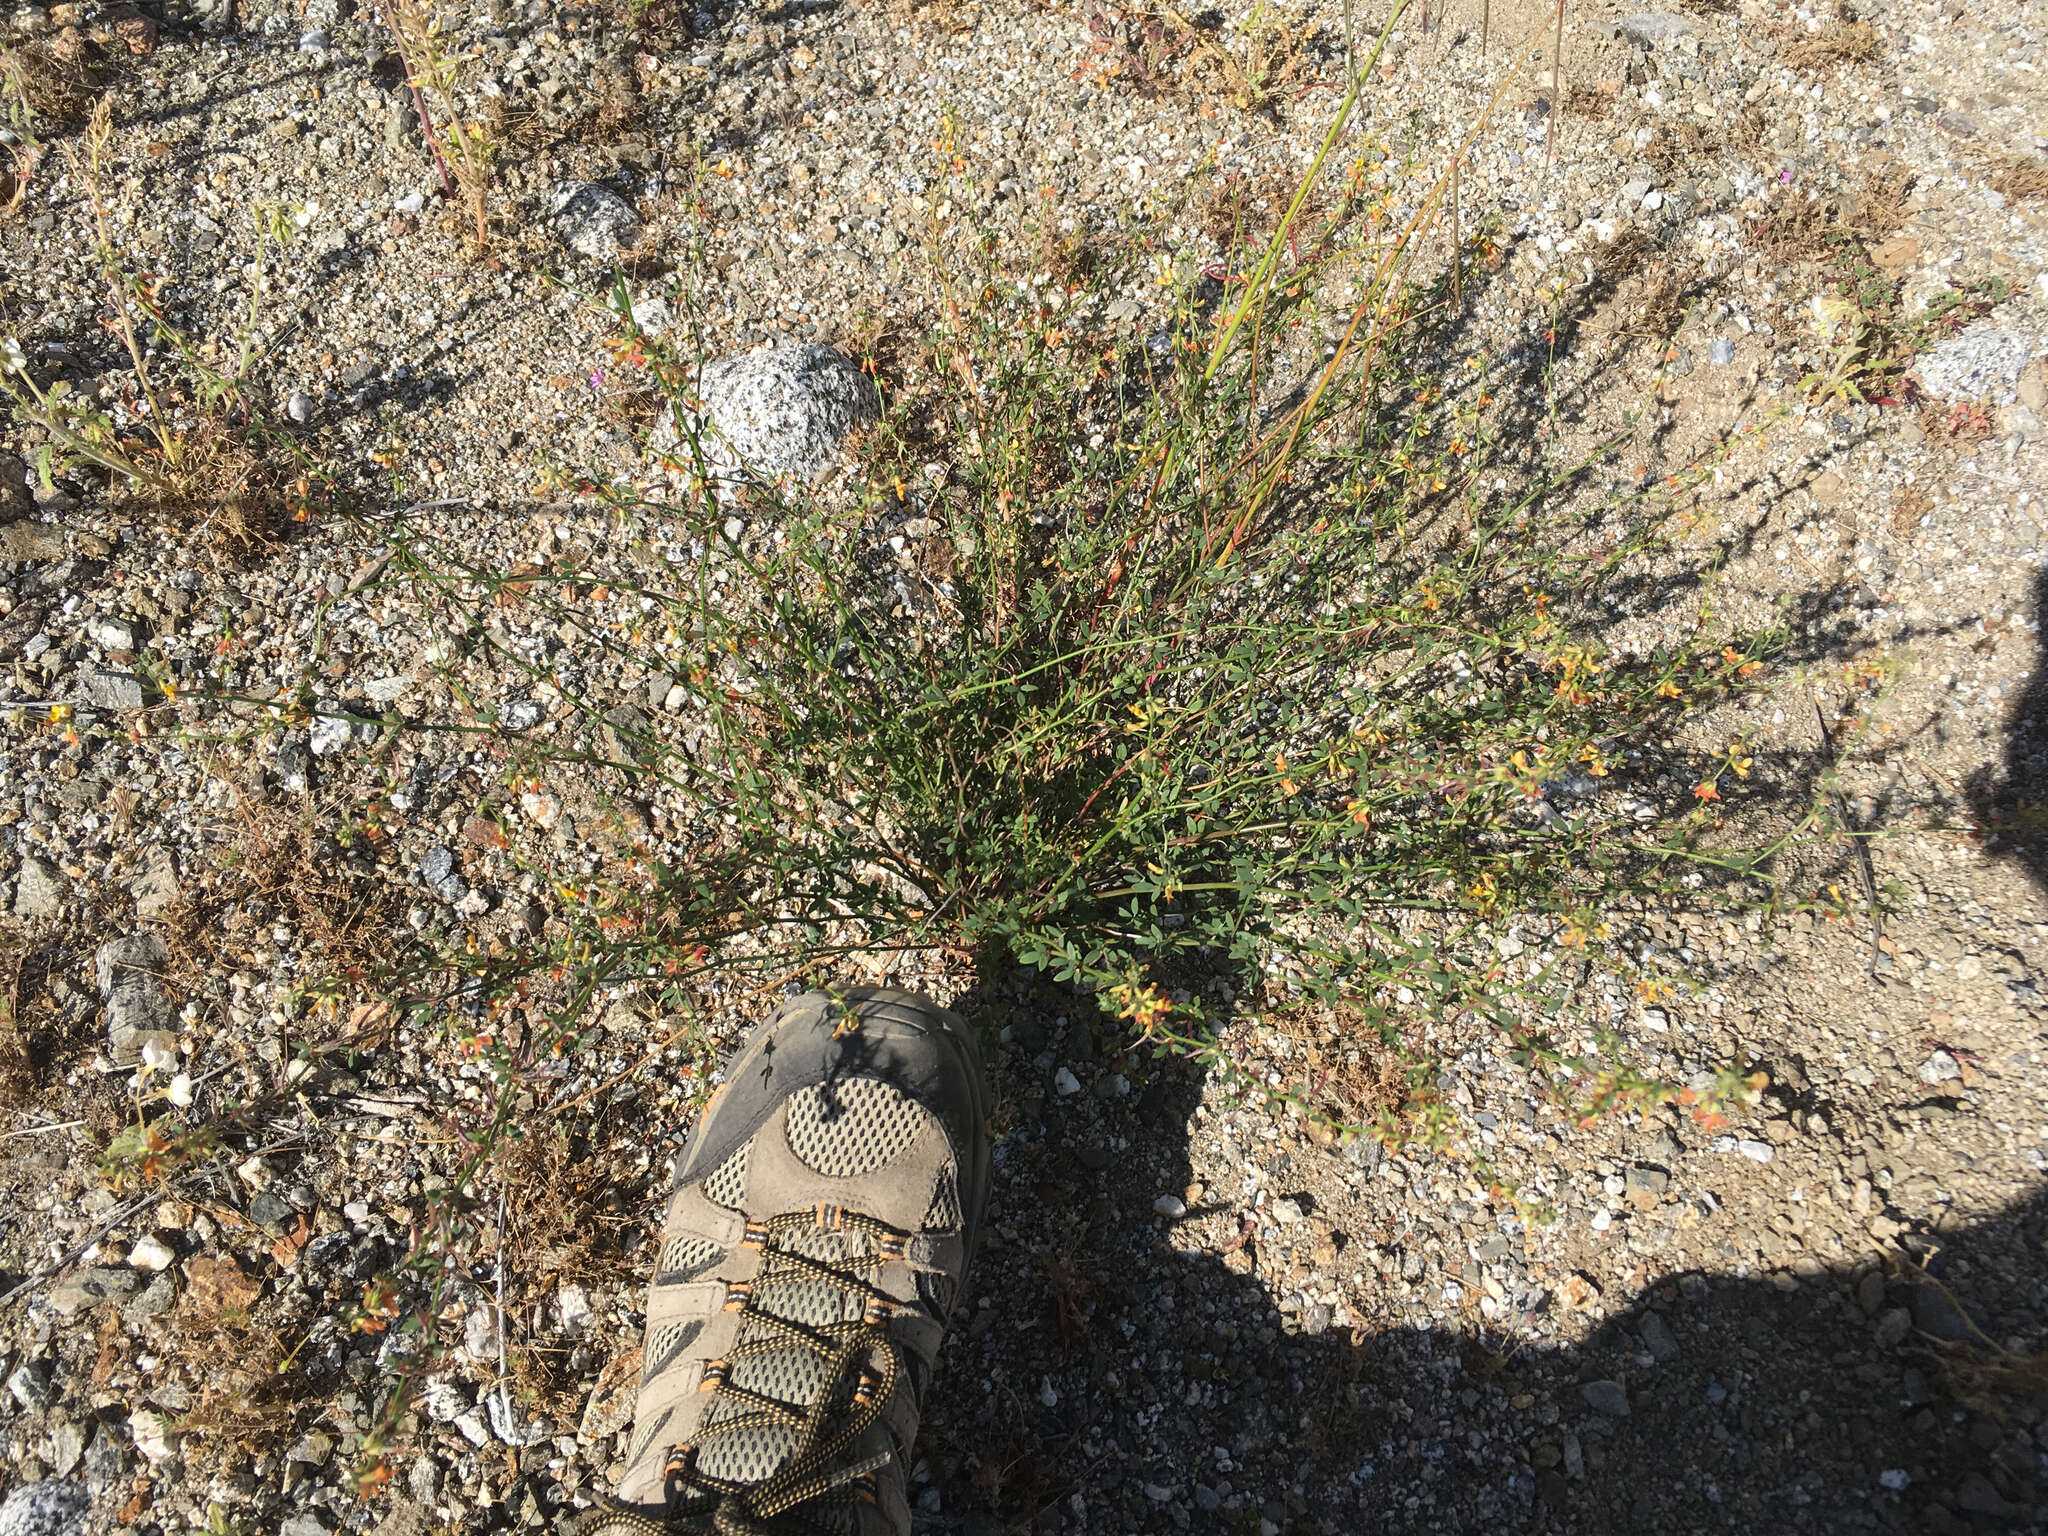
xmin=384 ymin=48 xmax=1783 ymax=1144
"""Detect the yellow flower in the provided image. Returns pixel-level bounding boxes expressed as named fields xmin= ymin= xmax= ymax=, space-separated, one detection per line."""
xmin=1809 ymin=293 xmax=1859 ymax=342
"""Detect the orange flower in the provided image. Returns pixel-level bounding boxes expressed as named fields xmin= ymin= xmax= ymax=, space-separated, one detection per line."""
xmin=1508 ymin=750 xmax=1541 ymax=799
xmin=1111 ymin=983 xmax=1173 ymax=1032
xmin=1693 ymin=780 xmax=1721 ymax=802
xmin=352 ymin=1458 xmax=395 ymax=1499
xmin=353 ymin=1276 xmax=400 ymax=1334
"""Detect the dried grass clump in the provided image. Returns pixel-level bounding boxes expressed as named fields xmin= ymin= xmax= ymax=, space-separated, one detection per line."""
xmin=1783 ymin=21 xmax=1882 ymax=70
xmin=0 ymin=34 xmax=104 ymax=128
xmin=1853 ymin=167 xmax=1915 ymax=239
xmin=1990 ymin=157 xmax=2048 ymax=202
xmin=159 ymin=802 xmax=407 ymax=1001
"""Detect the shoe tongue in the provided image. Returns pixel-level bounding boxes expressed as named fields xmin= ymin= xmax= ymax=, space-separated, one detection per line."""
xmin=693 ymin=1228 xmax=874 ymax=1493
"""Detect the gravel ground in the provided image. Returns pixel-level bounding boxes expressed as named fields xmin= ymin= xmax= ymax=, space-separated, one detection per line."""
xmin=4 ymin=0 xmax=2048 ymax=1530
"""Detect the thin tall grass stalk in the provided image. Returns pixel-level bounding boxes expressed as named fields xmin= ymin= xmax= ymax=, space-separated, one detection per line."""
xmin=1545 ymin=0 xmax=1565 ymax=175
xmin=1451 ymin=155 xmax=1462 ymax=310
xmin=1201 ymin=0 xmax=1411 ymax=381
xmin=389 ymin=22 xmax=457 ymax=203
xmin=1205 ymin=18 xmax=1549 ymax=561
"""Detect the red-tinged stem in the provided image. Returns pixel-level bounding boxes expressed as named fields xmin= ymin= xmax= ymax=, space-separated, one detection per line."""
xmin=381 ymin=2 xmax=457 ymax=201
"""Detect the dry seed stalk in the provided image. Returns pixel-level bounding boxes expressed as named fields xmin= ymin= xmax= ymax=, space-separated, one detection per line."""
xmin=1545 ymin=0 xmax=1565 ymax=175
xmin=1203 ymin=4 xmax=1555 ymax=560
xmin=380 ymin=0 xmax=495 ymax=246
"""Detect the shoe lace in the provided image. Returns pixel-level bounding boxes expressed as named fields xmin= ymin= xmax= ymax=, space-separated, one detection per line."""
xmin=604 ymin=1204 xmax=918 ymax=1536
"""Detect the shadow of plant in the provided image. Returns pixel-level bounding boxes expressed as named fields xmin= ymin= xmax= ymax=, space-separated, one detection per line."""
xmin=1969 ymin=566 xmax=2048 ymax=892
xmin=919 ymin=966 xmax=2046 ymax=1534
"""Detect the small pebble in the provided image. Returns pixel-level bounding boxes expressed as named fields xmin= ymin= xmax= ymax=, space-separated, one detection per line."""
xmin=1581 ymin=1380 xmax=1630 ymax=1418
xmin=127 ymin=1235 xmax=177 ymax=1272
xmin=308 ymin=713 xmax=354 ymax=757
xmin=1919 ymin=1050 xmax=1961 ymax=1085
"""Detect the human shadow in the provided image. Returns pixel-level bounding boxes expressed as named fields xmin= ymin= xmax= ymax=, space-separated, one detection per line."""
xmin=916 ymin=967 xmax=2048 ymax=1535
xmin=1967 ymin=565 xmax=2048 ymax=889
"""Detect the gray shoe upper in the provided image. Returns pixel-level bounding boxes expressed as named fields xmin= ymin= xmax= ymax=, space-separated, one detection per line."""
xmin=583 ymin=988 xmax=990 ymax=1536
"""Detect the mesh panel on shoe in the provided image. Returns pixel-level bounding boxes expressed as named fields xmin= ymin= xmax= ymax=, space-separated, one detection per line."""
xmin=923 ymin=1164 xmax=960 ymax=1231
xmin=657 ymin=1236 xmax=724 ymax=1281
xmin=643 ymin=1319 xmax=705 ymax=1379
xmin=785 ymin=1077 xmax=931 ymax=1177
xmin=695 ymin=1426 xmax=781 ymax=1487
xmin=916 ymin=1270 xmax=957 ymax=1321
xmin=696 ymin=1346 xmax=832 ymax=1482
xmin=768 ymin=1276 xmax=854 ymax=1328
xmin=728 ymin=1346 xmax=831 ymax=1403
xmin=690 ymin=1228 xmax=869 ymax=1486
xmin=700 ymin=1143 xmax=750 ymax=1208
xmin=625 ymin=1409 xmax=671 ymax=1469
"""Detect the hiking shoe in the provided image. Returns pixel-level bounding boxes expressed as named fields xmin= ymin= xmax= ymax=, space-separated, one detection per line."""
xmin=578 ymin=987 xmax=991 ymax=1536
